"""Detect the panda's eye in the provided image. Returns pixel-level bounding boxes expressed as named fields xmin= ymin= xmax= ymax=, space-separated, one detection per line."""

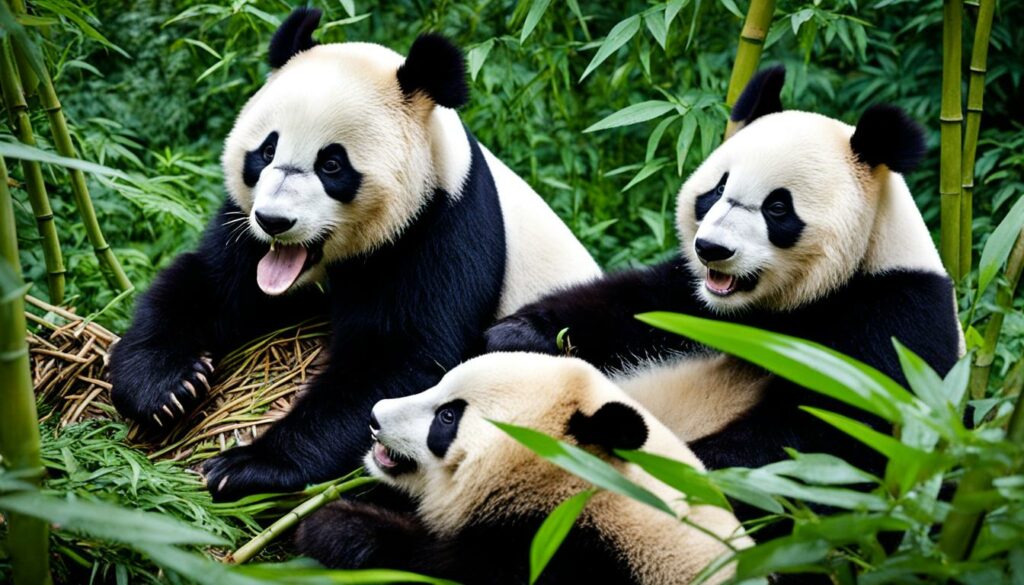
xmin=716 ymin=184 xmax=725 ymax=195
xmin=321 ymin=159 xmax=342 ymax=175
xmin=262 ymin=143 xmax=275 ymax=163
xmin=766 ymin=201 xmax=789 ymax=217
xmin=437 ymin=408 xmax=456 ymax=425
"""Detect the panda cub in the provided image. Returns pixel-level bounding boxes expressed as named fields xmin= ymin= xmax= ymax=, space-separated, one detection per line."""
xmin=296 ymin=352 xmax=752 ymax=584
xmin=486 ymin=67 xmax=962 ymax=483
xmin=108 ymin=9 xmax=599 ymax=501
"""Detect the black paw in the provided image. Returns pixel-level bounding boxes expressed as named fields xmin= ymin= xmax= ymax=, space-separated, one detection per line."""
xmin=109 ymin=346 xmax=214 ymax=433
xmin=484 ymin=315 xmax=560 ymax=355
xmin=295 ymin=500 xmax=426 ymax=569
xmin=203 ymin=443 xmax=301 ymax=502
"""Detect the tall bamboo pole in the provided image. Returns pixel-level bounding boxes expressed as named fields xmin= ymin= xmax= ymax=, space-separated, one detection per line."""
xmin=6 ymin=1 xmax=131 ymax=292
xmin=0 ymin=260 xmax=52 ymax=585
xmin=0 ymin=157 xmax=20 ymax=274
xmin=723 ymin=0 xmax=776 ymax=138
xmin=940 ymin=0 xmax=964 ymax=278
xmin=969 ymin=228 xmax=1024 ymax=399
xmin=0 ymin=41 xmax=64 ymax=303
xmin=959 ymin=0 xmax=996 ymax=279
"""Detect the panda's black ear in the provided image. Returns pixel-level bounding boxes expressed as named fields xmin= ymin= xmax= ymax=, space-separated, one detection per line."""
xmin=567 ymin=402 xmax=648 ymax=453
xmin=268 ymin=8 xmax=321 ymax=69
xmin=850 ymin=104 xmax=926 ymax=174
xmin=730 ymin=65 xmax=786 ymax=130
xmin=397 ymin=34 xmax=469 ymax=109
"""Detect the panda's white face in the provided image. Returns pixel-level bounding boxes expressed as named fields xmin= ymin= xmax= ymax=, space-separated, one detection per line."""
xmin=223 ymin=43 xmax=460 ymax=295
xmin=677 ymin=111 xmax=878 ymax=313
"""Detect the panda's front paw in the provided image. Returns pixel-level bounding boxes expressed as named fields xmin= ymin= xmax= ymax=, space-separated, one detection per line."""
xmin=484 ymin=315 xmax=560 ymax=355
xmin=203 ymin=444 xmax=301 ymax=502
xmin=295 ymin=500 xmax=426 ymax=569
xmin=109 ymin=346 xmax=214 ymax=433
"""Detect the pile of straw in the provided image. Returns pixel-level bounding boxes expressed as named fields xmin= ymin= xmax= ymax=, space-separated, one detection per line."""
xmin=26 ymin=295 xmax=328 ymax=465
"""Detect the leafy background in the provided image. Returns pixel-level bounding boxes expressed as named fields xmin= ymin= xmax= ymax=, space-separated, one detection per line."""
xmin=2 ymin=0 xmax=1024 ymax=582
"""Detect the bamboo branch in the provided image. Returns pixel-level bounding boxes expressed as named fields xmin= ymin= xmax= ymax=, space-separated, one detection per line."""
xmin=940 ymin=0 xmax=964 ymax=279
xmin=227 ymin=475 xmax=376 ymax=564
xmin=959 ymin=0 xmax=996 ymax=278
xmin=723 ymin=0 xmax=776 ymax=138
xmin=0 ymin=40 xmax=64 ymax=304
xmin=0 ymin=156 xmax=20 ymax=273
xmin=0 ymin=260 xmax=52 ymax=585
xmin=970 ymin=228 xmax=1024 ymax=399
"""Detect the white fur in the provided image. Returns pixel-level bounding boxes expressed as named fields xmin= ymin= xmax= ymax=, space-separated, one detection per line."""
xmin=367 ymin=352 xmax=751 ymax=584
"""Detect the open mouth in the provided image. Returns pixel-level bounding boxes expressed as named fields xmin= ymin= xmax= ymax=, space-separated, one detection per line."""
xmin=256 ymin=241 xmax=324 ymax=296
xmin=704 ymin=268 xmax=759 ymax=297
xmin=370 ymin=439 xmax=417 ymax=476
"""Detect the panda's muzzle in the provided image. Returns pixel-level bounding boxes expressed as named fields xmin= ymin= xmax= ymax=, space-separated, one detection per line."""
xmin=368 ymin=425 xmax=417 ymax=476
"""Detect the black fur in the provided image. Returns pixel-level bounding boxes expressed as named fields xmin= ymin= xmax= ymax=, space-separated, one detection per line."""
xmin=761 ymin=188 xmax=805 ymax=249
xmin=295 ymin=499 xmax=637 ymax=584
xmin=397 ymin=34 xmax=469 ymax=109
xmin=314 ymin=143 xmax=362 ymax=203
xmin=850 ymin=104 xmax=927 ymax=173
xmin=111 ymin=129 xmax=507 ymax=501
xmin=427 ymin=399 xmax=467 ymax=457
xmin=268 ymin=8 xmax=320 ymax=68
xmin=730 ymin=65 xmax=785 ymax=127
xmin=568 ymin=402 xmax=649 ymax=452
xmin=242 ymin=132 xmax=278 ymax=188
xmin=485 ymin=255 xmax=960 ymax=509
xmin=695 ymin=173 xmax=727 ymax=221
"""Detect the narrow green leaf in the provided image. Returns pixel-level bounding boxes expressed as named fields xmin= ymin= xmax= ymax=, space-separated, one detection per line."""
xmin=719 ymin=0 xmax=744 ymax=19
xmin=580 ymin=15 xmax=641 ymax=81
xmin=520 ymin=0 xmax=552 ymax=43
xmin=491 ymin=421 xmax=674 ymax=515
xmin=765 ymin=450 xmax=878 ymax=486
xmin=623 ymin=161 xmax=668 ymax=192
xmin=644 ymin=11 xmax=668 ymax=50
xmin=340 ymin=0 xmax=357 ymax=18
xmin=665 ymin=0 xmax=689 ymax=29
xmin=676 ymin=114 xmax=698 ymax=174
xmin=615 ymin=450 xmax=731 ymax=509
xmin=940 ymin=354 xmax=971 ymax=409
xmin=697 ymin=112 xmax=718 ymax=159
xmin=636 ymin=312 xmax=914 ymax=422
xmin=0 ymin=140 xmax=127 ymax=178
xmin=977 ymin=194 xmax=1024 ymax=297
xmin=893 ymin=339 xmax=946 ymax=412
xmin=734 ymin=536 xmax=830 ymax=579
xmin=466 ymin=39 xmax=494 ymax=81
xmin=529 ymin=489 xmax=596 ymax=584
xmin=646 ymin=114 xmax=676 ymax=162
xmin=584 ymin=100 xmax=675 ymax=133
xmin=0 ymin=492 xmax=227 ymax=546
xmin=708 ymin=468 xmax=784 ymax=514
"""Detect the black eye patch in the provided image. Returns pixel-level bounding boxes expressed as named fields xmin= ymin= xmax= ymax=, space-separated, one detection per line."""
xmin=243 ymin=131 xmax=279 ymax=187
xmin=761 ymin=188 xmax=805 ymax=248
xmin=427 ymin=399 xmax=467 ymax=458
xmin=315 ymin=143 xmax=362 ymax=203
xmin=695 ymin=173 xmax=728 ymax=221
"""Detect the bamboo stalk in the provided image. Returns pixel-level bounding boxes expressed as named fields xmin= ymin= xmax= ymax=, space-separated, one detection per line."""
xmin=959 ymin=0 xmax=996 ymax=278
xmin=940 ymin=0 xmax=964 ymax=278
xmin=0 ymin=41 xmax=65 ymax=304
xmin=7 ymin=4 xmax=131 ymax=292
xmin=227 ymin=475 xmax=376 ymax=564
xmin=723 ymin=0 xmax=776 ymax=138
xmin=0 ymin=261 xmax=52 ymax=585
xmin=0 ymin=156 xmax=20 ymax=274
xmin=969 ymin=228 xmax=1024 ymax=399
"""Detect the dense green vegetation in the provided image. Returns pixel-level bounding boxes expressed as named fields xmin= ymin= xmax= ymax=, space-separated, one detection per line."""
xmin=1 ymin=0 xmax=1023 ymax=583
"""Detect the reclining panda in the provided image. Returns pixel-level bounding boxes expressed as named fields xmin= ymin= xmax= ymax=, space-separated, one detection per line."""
xmin=108 ymin=8 xmax=600 ymax=501
xmin=486 ymin=67 xmax=962 ymax=491
xmin=296 ymin=352 xmax=753 ymax=584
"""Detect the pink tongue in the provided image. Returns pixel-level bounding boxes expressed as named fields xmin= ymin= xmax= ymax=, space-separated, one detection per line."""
xmin=706 ymin=269 xmax=736 ymax=294
xmin=373 ymin=442 xmax=397 ymax=468
xmin=257 ymin=245 xmax=307 ymax=295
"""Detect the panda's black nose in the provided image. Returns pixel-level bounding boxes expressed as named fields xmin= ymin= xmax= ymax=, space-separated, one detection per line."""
xmin=694 ymin=238 xmax=735 ymax=263
xmin=254 ymin=211 xmax=296 ymax=236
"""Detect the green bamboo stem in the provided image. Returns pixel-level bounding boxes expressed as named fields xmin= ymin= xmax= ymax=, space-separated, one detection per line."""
xmin=6 ymin=2 xmax=130 ymax=292
xmin=0 ymin=261 xmax=52 ymax=585
xmin=959 ymin=0 xmax=996 ymax=278
xmin=723 ymin=0 xmax=776 ymax=138
xmin=0 ymin=156 xmax=20 ymax=274
xmin=0 ymin=41 xmax=65 ymax=304
xmin=940 ymin=0 xmax=964 ymax=279
xmin=969 ymin=228 xmax=1024 ymax=399
xmin=227 ymin=476 xmax=376 ymax=564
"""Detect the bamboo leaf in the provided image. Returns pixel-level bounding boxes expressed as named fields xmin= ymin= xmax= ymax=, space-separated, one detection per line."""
xmin=636 ymin=312 xmax=915 ymax=422
xmin=677 ymin=113 xmax=698 ymax=174
xmin=0 ymin=140 xmax=127 ymax=178
xmin=579 ymin=15 xmax=641 ymax=81
xmin=584 ymin=100 xmax=675 ymax=133
xmin=529 ymin=489 xmax=596 ymax=584
xmin=521 ymin=0 xmax=553 ymax=43
xmin=977 ymin=194 xmax=1024 ymax=297
xmin=615 ymin=450 xmax=731 ymax=509
xmin=733 ymin=536 xmax=831 ymax=579
xmin=893 ymin=339 xmax=947 ymax=412
xmin=491 ymin=421 xmax=674 ymax=515
xmin=644 ymin=11 xmax=668 ymax=50
xmin=719 ymin=0 xmax=744 ymax=19
xmin=466 ymin=39 xmax=494 ymax=81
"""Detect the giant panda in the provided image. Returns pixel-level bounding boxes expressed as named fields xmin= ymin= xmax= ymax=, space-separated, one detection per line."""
xmin=295 ymin=352 xmax=753 ymax=584
xmin=108 ymin=8 xmax=600 ymax=501
xmin=484 ymin=67 xmax=962 ymax=500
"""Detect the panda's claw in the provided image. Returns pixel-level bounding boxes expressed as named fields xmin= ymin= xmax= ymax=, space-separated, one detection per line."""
xmin=195 ymin=372 xmax=210 ymax=391
xmin=169 ymin=393 xmax=185 ymax=413
xmin=162 ymin=404 xmax=175 ymax=418
xmin=152 ymin=413 xmax=164 ymax=428
xmin=182 ymin=380 xmax=197 ymax=398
